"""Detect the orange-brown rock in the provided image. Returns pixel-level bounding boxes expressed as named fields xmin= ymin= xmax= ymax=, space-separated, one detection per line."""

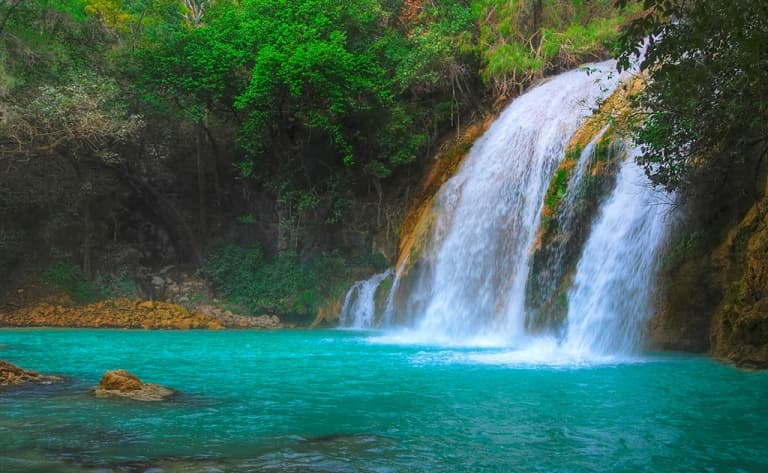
xmin=195 ymin=305 xmax=281 ymax=329
xmin=650 ymin=172 xmax=768 ymax=368
xmin=95 ymin=369 xmax=175 ymax=401
xmin=709 ymin=179 xmax=768 ymax=368
xmin=0 ymin=360 xmax=61 ymax=386
xmin=396 ymin=115 xmax=496 ymax=274
xmin=98 ymin=369 xmax=143 ymax=391
xmin=0 ymin=298 xmax=227 ymax=330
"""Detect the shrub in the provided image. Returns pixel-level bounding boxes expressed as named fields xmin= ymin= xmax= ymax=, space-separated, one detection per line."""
xmin=201 ymin=243 xmax=388 ymax=320
xmin=43 ymin=261 xmax=103 ymax=303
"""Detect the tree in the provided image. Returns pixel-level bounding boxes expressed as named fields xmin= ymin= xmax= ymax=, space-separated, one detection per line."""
xmin=616 ymin=0 xmax=768 ymax=193
xmin=0 ymin=77 xmax=142 ymax=160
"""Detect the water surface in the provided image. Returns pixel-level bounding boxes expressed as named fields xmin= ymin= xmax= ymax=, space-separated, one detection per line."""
xmin=1 ymin=329 xmax=766 ymax=472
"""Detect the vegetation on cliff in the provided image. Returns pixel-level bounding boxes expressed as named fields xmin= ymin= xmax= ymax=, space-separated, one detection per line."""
xmin=616 ymin=0 xmax=768 ymax=194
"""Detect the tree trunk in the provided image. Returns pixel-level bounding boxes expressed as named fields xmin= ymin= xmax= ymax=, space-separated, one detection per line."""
xmin=82 ymin=196 xmax=92 ymax=279
xmin=373 ymin=177 xmax=383 ymax=228
xmin=202 ymin=124 xmax=223 ymax=213
xmin=196 ymin=120 xmax=207 ymax=241
xmin=275 ymin=201 xmax=291 ymax=253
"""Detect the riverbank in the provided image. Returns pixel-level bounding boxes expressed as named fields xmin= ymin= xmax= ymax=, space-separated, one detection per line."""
xmin=0 ymin=297 xmax=282 ymax=330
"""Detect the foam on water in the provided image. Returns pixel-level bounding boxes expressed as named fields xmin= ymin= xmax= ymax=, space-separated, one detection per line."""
xmin=380 ymin=334 xmax=642 ymax=368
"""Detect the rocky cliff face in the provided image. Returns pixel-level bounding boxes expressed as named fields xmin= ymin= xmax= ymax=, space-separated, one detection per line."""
xmin=709 ymin=184 xmax=768 ymax=367
xmin=650 ymin=167 xmax=768 ymax=367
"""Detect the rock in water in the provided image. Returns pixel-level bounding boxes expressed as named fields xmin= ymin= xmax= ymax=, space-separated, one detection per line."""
xmin=0 ymin=360 xmax=62 ymax=386
xmin=95 ymin=369 xmax=175 ymax=401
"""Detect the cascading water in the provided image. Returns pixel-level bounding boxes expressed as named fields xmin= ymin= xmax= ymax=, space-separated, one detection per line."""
xmin=393 ymin=61 xmax=623 ymax=342
xmin=341 ymin=60 xmax=673 ymax=358
xmin=562 ymin=157 xmax=672 ymax=355
xmin=340 ymin=270 xmax=391 ymax=329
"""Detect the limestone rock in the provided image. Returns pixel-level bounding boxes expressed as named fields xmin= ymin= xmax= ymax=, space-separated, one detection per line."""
xmin=95 ymin=369 xmax=175 ymax=401
xmin=0 ymin=360 xmax=62 ymax=386
xmin=0 ymin=298 xmax=227 ymax=330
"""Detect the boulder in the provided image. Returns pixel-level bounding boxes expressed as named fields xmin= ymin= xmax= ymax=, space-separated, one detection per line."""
xmin=0 ymin=360 xmax=62 ymax=386
xmin=95 ymin=369 xmax=175 ymax=401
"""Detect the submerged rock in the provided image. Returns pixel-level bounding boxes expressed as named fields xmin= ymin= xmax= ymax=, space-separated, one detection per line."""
xmin=94 ymin=369 xmax=175 ymax=401
xmin=0 ymin=360 xmax=62 ymax=386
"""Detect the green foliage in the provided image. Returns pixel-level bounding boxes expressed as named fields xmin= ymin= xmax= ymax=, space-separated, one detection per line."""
xmin=472 ymin=0 xmax=636 ymax=98
xmin=237 ymin=214 xmax=257 ymax=225
xmin=616 ymin=0 xmax=768 ymax=192
xmin=137 ymin=0 xmax=402 ymax=168
xmin=660 ymin=232 xmax=702 ymax=270
xmin=202 ymin=244 xmax=388 ymax=320
xmin=43 ymin=261 xmax=104 ymax=303
xmin=547 ymin=168 xmax=570 ymax=208
xmin=40 ymin=259 xmax=139 ymax=303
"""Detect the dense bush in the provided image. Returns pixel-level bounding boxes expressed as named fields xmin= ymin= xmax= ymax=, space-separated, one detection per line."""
xmin=42 ymin=261 xmax=140 ymax=303
xmin=43 ymin=261 xmax=104 ymax=304
xmin=202 ymin=244 xmax=388 ymax=319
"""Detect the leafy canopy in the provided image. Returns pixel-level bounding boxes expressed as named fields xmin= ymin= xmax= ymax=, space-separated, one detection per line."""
xmin=616 ymin=0 xmax=768 ymax=192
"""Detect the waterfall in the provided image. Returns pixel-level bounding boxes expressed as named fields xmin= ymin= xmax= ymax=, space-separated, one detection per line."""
xmin=340 ymin=60 xmax=673 ymax=359
xmin=340 ymin=270 xmax=392 ymax=329
xmin=563 ymin=158 xmax=671 ymax=355
xmin=393 ymin=61 xmax=622 ymax=342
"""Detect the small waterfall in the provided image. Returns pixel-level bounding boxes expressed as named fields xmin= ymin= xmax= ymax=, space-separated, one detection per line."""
xmin=524 ymin=125 xmax=617 ymax=329
xmin=558 ymin=126 xmax=611 ymax=229
xmin=563 ymin=158 xmax=671 ymax=355
xmin=340 ymin=270 xmax=392 ymax=329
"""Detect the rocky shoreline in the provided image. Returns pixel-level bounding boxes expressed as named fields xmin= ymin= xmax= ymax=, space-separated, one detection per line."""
xmin=0 ymin=298 xmax=282 ymax=330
